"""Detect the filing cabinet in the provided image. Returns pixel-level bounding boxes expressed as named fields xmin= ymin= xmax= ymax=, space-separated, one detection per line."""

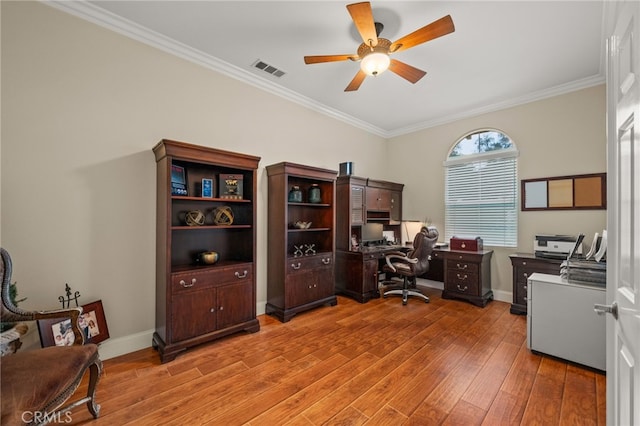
xmin=441 ymin=249 xmax=493 ymax=307
xmin=509 ymin=253 xmax=563 ymax=314
xmin=336 ymin=249 xmax=386 ymax=303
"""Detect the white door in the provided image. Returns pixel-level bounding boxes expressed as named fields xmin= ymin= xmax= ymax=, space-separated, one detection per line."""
xmin=605 ymin=1 xmax=640 ymax=424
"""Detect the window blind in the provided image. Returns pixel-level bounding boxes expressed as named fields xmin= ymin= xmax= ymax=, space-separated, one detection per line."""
xmin=445 ymin=155 xmax=518 ymax=247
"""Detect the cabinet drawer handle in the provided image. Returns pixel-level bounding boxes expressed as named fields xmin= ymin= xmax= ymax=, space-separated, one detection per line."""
xmin=523 ymin=273 xmax=528 ymax=279
xmin=523 ymin=285 xmax=527 ymax=290
xmin=210 ymin=308 xmax=215 ymax=313
xmin=456 ymin=263 xmax=468 ymax=269
xmin=219 ymin=306 xmax=224 ymax=311
xmin=456 ymin=284 xmax=468 ymax=292
xmin=308 ymin=284 xmax=317 ymax=289
xmin=522 ymin=261 xmax=527 ymax=266
xmin=456 ymin=273 xmax=468 ymax=280
xmin=291 ymin=262 xmax=301 ymax=270
xmin=322 ymin=258 xmax=331 ymax=265
xmin=180 ymin=278 xmax=196 ymax=288
xmin=234 ymin=270 xmax=248 ymax=279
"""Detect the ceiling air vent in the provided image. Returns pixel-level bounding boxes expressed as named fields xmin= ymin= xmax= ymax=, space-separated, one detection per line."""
xmin=253 ymin=60 xmax=286 ymax=78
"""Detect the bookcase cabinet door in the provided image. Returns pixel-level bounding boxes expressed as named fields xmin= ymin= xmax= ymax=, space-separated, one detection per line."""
xmin=171 ymin=290 xmax=217 ymax=342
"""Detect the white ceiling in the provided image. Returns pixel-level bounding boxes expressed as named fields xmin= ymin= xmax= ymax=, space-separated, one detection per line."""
xmin=50 ymin=1 xmax=606 ymax=137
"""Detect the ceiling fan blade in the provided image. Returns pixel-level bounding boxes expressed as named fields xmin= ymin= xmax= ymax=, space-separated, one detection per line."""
xmin=304 ymin=54 xmax=356 ymax=64
xmin=347 ymin=2 xmax=378 ymax=47
xmin=345 ymin=70 xmax=367 ymax=92
xmin=390 ymin=15 xmax=455 ymax=53
xmin=388 ymin=59 xmax=427 ymax=84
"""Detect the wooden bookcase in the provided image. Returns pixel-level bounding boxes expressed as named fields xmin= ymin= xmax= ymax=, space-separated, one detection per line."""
xmin=265 ymin=162 xmax=337 ymax=322
xmin=152 ymin=139 xmax=260 ymax=362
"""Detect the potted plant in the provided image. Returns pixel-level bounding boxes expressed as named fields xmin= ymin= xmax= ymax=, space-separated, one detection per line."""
xmin=1 ymin=282 xmax=27 ymax=332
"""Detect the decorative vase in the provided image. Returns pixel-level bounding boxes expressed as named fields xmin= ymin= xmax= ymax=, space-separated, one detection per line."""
xmin=308 ymin=184 xmax=322 ymax=203
xmin=288 ymin=185 xmax=303 ymax=202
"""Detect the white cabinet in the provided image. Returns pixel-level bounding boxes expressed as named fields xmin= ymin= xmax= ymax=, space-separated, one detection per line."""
xmin=527 ymin=273 xmax=605 ymax=371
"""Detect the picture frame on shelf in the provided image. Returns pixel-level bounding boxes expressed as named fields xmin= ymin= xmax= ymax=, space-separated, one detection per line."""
xmin=202 ymin=178 xmax=213 ymax=198
xmin=37 ymin=300 xmax=110 ymax=347
xmin=219 ymin=173 xmax=243 ymax=199
xmin=170 ymin=164 xmax=188 ymax=196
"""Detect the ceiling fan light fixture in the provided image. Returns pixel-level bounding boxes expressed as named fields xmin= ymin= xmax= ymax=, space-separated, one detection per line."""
xmin=360 ymin=51 xmax=390 ymax=76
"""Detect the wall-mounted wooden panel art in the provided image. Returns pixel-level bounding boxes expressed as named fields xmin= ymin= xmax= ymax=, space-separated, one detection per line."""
xmin=522 ymin=173 xmax=606 ymax=211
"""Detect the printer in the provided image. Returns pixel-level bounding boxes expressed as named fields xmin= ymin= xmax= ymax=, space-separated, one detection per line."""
xmin=534 ymin=235 xmax=582 ymax=259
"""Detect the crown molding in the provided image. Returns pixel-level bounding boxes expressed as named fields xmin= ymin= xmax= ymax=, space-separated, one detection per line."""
xmin=42 ymin=1 xmax=605 ymax=140
xmin=388 ymin=74 xmax=605 ymax=138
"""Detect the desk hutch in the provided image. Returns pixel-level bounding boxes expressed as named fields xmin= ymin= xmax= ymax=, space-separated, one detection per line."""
xmin=334 ymin=175 xmax=404 ymax=302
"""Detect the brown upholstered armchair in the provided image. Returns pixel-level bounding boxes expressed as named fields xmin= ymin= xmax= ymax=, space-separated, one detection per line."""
xmin=380 ymin=226 xmax=439 ymax=305
xmin=0 ymin=248 xmax=102 ymax=425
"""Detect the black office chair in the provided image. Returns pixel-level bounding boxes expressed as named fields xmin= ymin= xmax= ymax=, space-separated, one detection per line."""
xmin=380 ymin=227 xmax=438 ymax=305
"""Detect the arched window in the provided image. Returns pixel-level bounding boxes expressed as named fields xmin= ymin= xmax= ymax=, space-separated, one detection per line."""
xmin=444 ymin=129 xmax=518 ymax=247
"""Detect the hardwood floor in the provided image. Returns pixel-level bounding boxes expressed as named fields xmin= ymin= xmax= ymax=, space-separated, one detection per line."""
xmin=69 ymin=287 xmax=606 ymax=425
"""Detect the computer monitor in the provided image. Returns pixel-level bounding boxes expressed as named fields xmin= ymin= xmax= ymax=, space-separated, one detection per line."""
xmin=361 ymin=223 xmax=383 ymax=244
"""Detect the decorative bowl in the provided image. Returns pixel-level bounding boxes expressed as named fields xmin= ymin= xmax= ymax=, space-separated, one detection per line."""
xmin=199 ymin=251 xmax=219 ymax=265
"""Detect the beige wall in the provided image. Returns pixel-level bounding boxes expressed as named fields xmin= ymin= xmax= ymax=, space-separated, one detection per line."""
xmin=387 ymin=85 xmax=607 ymax=299
xmin=1 ymin=2 xmax=606 ymax=358
xmin=1 ymin=2 xmax=388 ymax=357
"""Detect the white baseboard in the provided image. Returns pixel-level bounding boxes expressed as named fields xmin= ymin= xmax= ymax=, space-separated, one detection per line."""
xmin=97 ymin=328 xmax=155 ymax=360
xmin=492 ymin=289 xmax=512 ymax=304
xmin=417 ymin=278 xmax=444 ymax=290
xmin=13 ymin=321 xmax=154 ymax=360
xmin=418 ymin=278 xmax=512 ymax=304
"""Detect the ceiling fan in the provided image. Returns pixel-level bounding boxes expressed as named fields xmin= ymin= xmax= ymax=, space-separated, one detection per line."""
xmin=303 ymin=1 xmax=455 ymax=92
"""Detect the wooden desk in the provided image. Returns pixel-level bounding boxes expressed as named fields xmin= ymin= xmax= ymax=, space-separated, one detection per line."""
xmin=335 ymin=245 xmax=408 ymax=303
xmin=336 ymin=246 xmax=494 ymax=307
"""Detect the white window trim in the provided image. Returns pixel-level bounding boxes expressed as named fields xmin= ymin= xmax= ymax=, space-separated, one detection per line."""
xmin=444 ymin=131 xmax=519 ymax=248
xmin=443 ymin=147 xmax=519 ymax=167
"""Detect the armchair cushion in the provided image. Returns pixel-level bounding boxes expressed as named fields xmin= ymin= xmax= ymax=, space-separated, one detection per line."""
xmin=1 ymin=344 xmax=100 ymax=425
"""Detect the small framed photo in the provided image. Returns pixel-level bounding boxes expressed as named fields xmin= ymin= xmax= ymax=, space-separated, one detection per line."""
xmin=170 ymin=164 xmax=188 ymax=196
xmin=202 ymin=178 xmax=213 ymax=198
xmin=38 ymin=300 xmax=110 ymax=347
xmin=219 ymin=173 xmax=244 ymax=199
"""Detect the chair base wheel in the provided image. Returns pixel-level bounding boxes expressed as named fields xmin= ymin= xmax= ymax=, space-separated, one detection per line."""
xmin=383 ymin=288 xmax=429 ymax=305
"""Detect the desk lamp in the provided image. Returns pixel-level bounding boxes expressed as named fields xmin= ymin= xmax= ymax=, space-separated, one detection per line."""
xmin=402 ymin=220 xmax=424 ymax=246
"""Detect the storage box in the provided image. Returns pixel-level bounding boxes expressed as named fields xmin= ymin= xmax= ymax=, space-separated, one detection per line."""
xmin=450 ymin=236 xmax=483 ymax=251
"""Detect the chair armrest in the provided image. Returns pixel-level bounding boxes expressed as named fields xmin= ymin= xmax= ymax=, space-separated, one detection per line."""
xmin=385 ymin=251 xmax=409 ymax=258
xmin=384 ymin=253 xmax=418 ymax=272
xmin=11 ymin=307 xmax=85 ymax=345
xmin=37 ymin=307 xmax=85 ymax=345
